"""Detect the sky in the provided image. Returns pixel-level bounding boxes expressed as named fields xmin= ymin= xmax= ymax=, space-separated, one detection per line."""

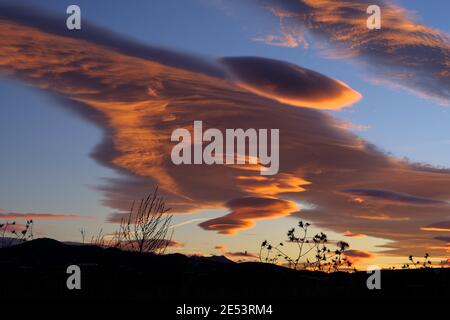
xmin=0 ymin=0 xmax=449 ymax=268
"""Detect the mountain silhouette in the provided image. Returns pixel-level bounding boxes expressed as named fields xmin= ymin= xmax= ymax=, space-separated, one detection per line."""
xmin=0 ymin=238 xmax=448 ymax=301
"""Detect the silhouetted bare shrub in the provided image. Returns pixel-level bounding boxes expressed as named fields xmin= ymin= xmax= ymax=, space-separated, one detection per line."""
xmin=0 ymin=219 xmax=34 ymax=247
xmin=79 ymin=228 xmax=86 ymax=244
xmin=259 ymin=220 xmax=352 ymax=272
xmin=91 ymin=228 xmax=105 ymax=247
xmin=402 ymin=253 xmax=433 ymax=269
xmin=113 ymin=187 xmax=173 ymax=254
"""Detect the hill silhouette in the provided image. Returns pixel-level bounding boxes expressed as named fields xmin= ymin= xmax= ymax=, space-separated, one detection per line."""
xmin=0 ymin=238 xmax=448 ymax=301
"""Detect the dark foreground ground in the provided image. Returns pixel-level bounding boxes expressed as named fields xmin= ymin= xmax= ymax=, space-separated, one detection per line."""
xmin=0 ymin=238 xmax=448 ymax=301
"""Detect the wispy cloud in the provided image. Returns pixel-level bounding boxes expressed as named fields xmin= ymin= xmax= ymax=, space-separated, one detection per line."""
xmin=342 ymin=189 xmax=448 ymax=206
xmin=344 ymin=230 xmax=367 ymax=238
xmin=354 ymin=214 xmax=410 ymax=221
xmin=258 ymin=0 xmax=450 ymax=105
xmin=170 ymin=218 xmax=208 ymax=229
xmin=344 ymin=249 xmax=375 ymax=263
xmin=0 ymin=212 xmax=88 ymax=220
xmin=421 ymin=221 xmax=450 ymax=232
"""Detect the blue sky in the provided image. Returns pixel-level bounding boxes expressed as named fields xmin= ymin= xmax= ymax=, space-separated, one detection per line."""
xmin=0 ymin=0 xmax=449 ymax=262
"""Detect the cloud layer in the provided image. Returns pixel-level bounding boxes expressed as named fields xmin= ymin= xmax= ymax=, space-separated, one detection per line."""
xmin=0 ymin=5 xmax=450 ymax=259
xmin=344 ymin=249 xmax=375 ymax=263
xmin=0 ymin=212 xmax=87 ymax=220
xmin=221 ymin=56 xmax=361 ymax=109
xmin=258 ymin=0 xmax=450 ymax=105
xmin=199 ymin=197 xmax=298 ymax=235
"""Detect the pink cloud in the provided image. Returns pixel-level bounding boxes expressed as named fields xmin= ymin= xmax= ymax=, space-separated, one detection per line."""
xmin=0 ymin=213 xmax=88 ymax=220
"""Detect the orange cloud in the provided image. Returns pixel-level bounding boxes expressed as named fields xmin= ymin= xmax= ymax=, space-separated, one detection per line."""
xmin=166 ymin=240 xmax=185 ymax=248
xmin=200 ymin=197 xmax=298 ymax=235
xmin=221 ymin=57 xmax=361 ymax=110
xmin=420 ymin=221 xmax=450 ymax=232
xmin=261 ymin=0 xmax=450 ymax=105
xmin=0 ymin=213 xmax=87 ymax=220
xmin=252 ymin=8 xmax=308 ymax=49
xmin=343 ymin=189 xmax=447 ymax=206
xmin=344 ymin=249 xmax=375 ymax=263
xmin=355 ymin=214 xmax=410 ymax=221
xmin=236 ymin=174 xmax=310 ymax=196
xmin=344 ymin=230 xmax=367 ymax=238
xmin=253 ymin=33 xmax=304 ymax=48
xmin=421 ymin=228 xmax=450 ymax=232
